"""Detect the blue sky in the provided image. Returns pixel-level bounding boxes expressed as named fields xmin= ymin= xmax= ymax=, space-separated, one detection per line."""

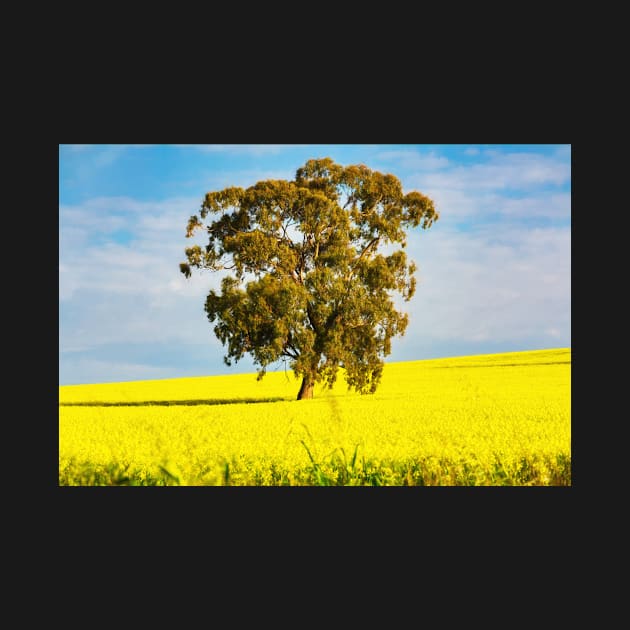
xmin=59 ymin=144 xmax=571 ymax=385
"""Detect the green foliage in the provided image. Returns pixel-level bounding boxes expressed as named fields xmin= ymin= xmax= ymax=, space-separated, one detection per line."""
xmin=181 ymin=158 xmax=438 ymax=398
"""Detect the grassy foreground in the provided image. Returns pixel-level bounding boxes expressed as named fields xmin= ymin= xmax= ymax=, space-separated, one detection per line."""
xmin=59 ymin=348 xmax=571 ymax=486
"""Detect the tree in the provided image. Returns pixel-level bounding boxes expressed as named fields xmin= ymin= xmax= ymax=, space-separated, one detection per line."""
xmin=180 ymin=158 xmax=438 ymax=400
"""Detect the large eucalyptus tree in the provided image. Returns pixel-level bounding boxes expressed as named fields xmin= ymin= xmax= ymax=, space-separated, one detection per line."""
xmin=180 ymin=158 xmax=437 ymax=399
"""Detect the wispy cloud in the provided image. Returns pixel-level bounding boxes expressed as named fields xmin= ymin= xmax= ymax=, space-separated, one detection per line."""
xmin=416 ymin=188 xmax=570 ymax=222
xmin=495 ymin=192 xmax=570 ymax=218
xmin=418 ymin=151 xmax=570 ymax=192
xmin=376 ymin=149 xmax=450 ymax=170
xmin=402 ymin=223 xmax=570 ymax=349
xmin=397 ymin=148 xmax=570 ymax=228
xmin=59 ymin=195 xmax=219 ymax=359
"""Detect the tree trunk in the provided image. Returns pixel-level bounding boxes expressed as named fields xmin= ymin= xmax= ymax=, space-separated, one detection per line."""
xmin=297 ymin=376 xmax=315 ymax=400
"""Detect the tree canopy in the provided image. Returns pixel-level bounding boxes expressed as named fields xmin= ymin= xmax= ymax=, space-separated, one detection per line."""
xmin=180 ymin=158 xmax=438 ymax=399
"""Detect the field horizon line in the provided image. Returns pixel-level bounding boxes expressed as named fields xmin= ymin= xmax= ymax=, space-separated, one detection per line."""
xmin=59 ymin=396 xmax=290 ymax=408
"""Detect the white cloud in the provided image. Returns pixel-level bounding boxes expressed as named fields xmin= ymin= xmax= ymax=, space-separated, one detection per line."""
xmin=412 ymin=187 xmax=488 ymax=219
xmin=59 ymin=194 xmax=224 ymax=360
xmin=412 ymin=187 xmax=570 ymax=222
xmin=415 ymin=151 xmax=570 ymax=192
xmin=494 ymin=193 xmax=570 ymax=219
xmin=400 ymin=149 xmax=571 ymax=225
xmin=402 ymin=223 xmax=570 ymax=347
xmin=60 ymin=207 xmax=129 ymax=234
xmin=92 ymin=145 xmax=127 ymax=168
xmin=376 ymin=149 xmax=450 ymax=170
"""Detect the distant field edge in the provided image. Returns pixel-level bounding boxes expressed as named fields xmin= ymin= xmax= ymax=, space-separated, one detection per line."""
xmin=59 ymin=396 xmax=288 ymax=407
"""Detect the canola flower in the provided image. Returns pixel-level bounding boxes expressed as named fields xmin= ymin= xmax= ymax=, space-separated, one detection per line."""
xmin=59 ymin=348 xmax=571 ymax=486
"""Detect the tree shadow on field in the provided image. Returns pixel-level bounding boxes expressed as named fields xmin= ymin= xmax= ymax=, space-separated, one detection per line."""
xmin=59 ymin=396 xmax=290 ymax=407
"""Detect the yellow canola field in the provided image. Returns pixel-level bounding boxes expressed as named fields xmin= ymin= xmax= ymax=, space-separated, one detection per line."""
xmin=59 ymin=348 xmax=571 ymax=486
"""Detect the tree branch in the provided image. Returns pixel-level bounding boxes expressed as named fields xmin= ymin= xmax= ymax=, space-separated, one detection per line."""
xmin=306 ymin=302 xmax=321 ymax=336
xmin=346 ymin=236 xmax=380 ymax=282
xmin=282 ymin=347 xmax=299 ymax=360
xmin=356 ymin=237 xmax=380 ymax=263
